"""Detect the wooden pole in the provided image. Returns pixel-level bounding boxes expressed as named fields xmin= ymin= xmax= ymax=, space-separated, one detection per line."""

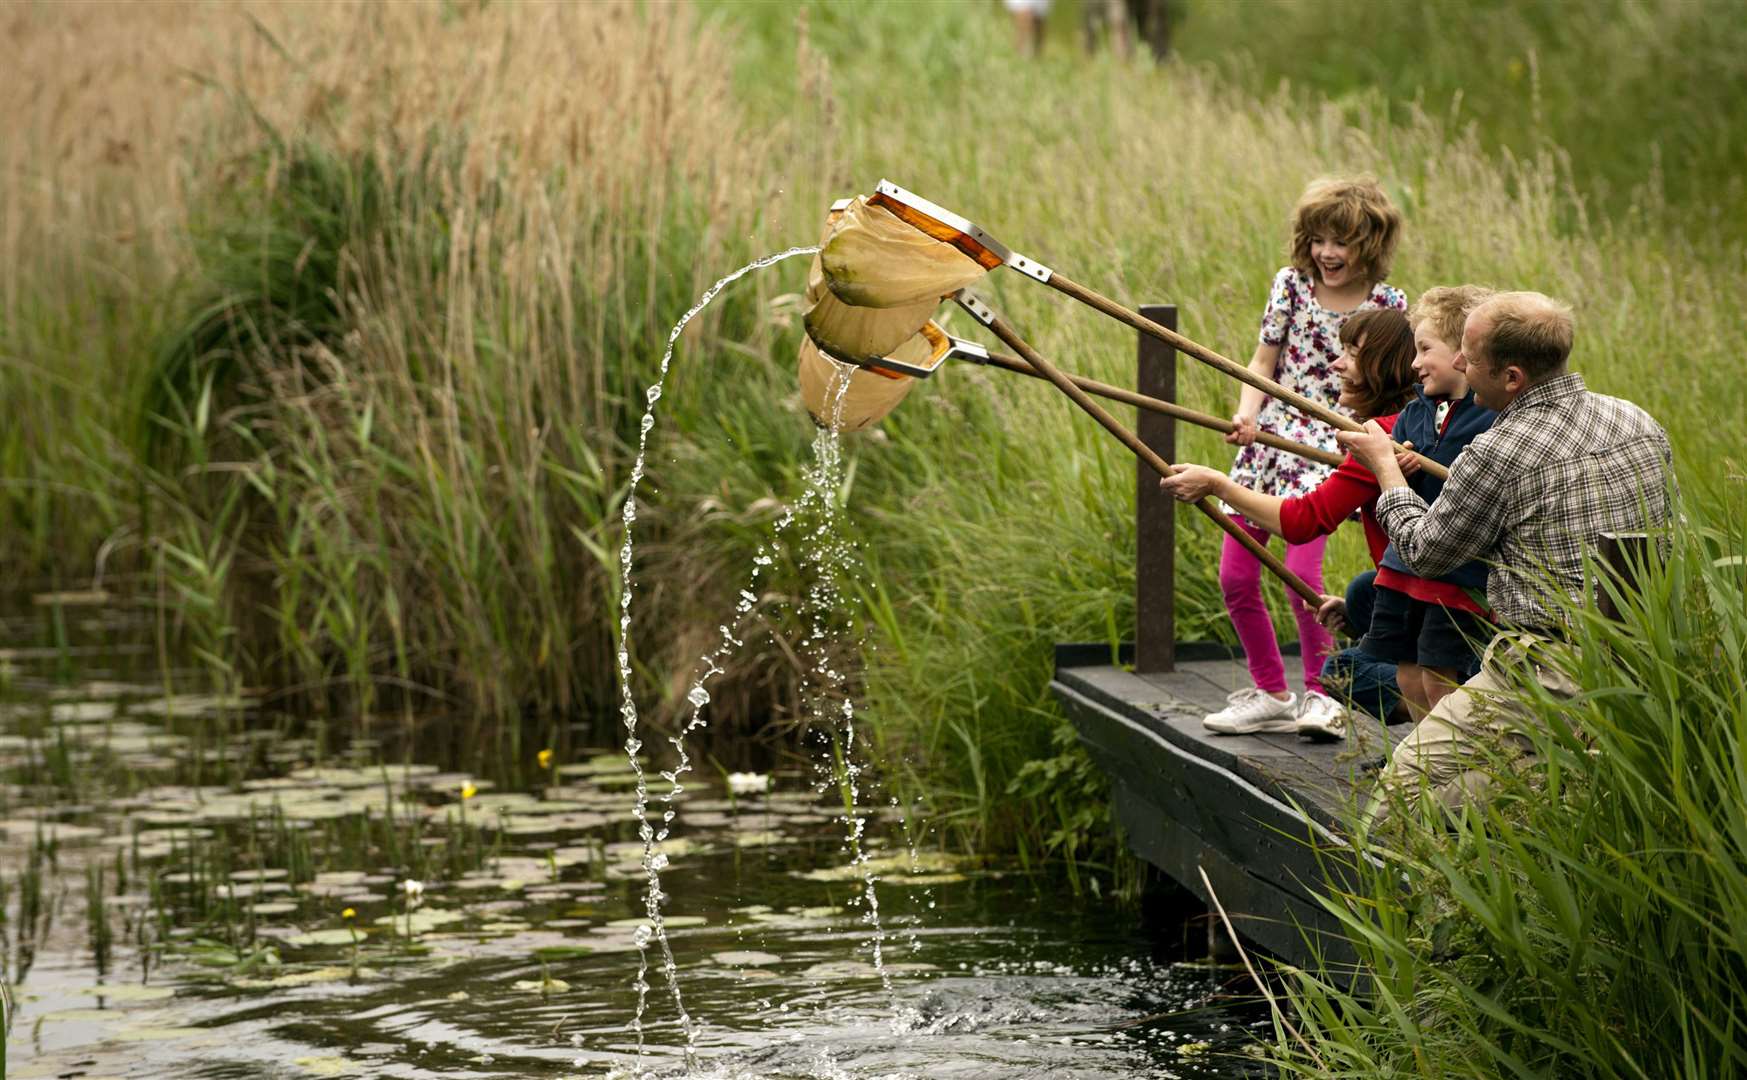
xmin=1043 ymin=272 xmax=1449 ymax=482
xmin=978 ymin=350 xmax=1345 ymax=469
xmin=955 ymin=295 xmax=1324 ymax=608
xmin=1595 ymin=531 xmax=1653 ymax=622
xmin=1136 ymin=305 xmax=1177 ymax=674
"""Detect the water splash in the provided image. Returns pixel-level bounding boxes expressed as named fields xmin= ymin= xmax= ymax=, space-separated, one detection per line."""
xmin=615 ymin=245 xmax=818 ymax=1068
xmin=800 ymin=371 xmax=898 ymax=1004
xmin=648 ymin=359 xmax=905 ymax=1033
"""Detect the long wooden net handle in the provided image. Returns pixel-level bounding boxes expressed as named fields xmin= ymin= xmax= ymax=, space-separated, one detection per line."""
xmin=956 ymin=295 xmax=1323 ymax=608
xmin=1044 ymin=273 xmax=1449 ymax=482
xmin=977 ymin=350 xmax=1345 ymax=469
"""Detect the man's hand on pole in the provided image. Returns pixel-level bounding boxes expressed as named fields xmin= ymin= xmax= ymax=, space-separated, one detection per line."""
xmin=1337 ymin=420 xmax=1409 ymax=489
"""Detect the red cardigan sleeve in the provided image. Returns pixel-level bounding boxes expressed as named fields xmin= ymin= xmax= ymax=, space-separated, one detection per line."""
xmin=1276 ymin=414 xmax=1397 ymax=547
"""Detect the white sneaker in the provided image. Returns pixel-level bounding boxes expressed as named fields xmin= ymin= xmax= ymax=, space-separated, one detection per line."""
xmin=1203 ymin=688 xmax=1298 ymax=734
xmin=1295 ymin=691 xmax=1348 ymax=742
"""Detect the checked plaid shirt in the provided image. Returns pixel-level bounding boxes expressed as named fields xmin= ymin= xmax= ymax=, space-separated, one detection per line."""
xmin=1374 ymin=372 xmax=1673 ymax=631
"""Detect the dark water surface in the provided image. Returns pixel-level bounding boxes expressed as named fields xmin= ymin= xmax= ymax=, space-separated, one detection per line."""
xmin=1 ymin=600 xmax=1265 ymax=1078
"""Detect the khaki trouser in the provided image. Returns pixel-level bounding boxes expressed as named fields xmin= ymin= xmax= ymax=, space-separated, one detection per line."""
xmin=1367 ymin=631 xmax=1578 ymax=824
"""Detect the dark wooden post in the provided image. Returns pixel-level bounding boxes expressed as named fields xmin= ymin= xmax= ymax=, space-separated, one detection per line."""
xmin=1136 ymin=304 xmax=1178 ymax=673
xmin=1596 ymin=531 xmax=1652 ymax=622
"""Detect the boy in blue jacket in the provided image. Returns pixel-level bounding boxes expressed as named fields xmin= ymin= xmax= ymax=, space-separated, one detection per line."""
xmin=1360 ymin=286 xmax=1498 ymax=721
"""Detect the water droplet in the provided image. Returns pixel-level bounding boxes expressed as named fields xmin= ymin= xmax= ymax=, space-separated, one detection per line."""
xmin=686 ymin=685 xmax=710 ymax=709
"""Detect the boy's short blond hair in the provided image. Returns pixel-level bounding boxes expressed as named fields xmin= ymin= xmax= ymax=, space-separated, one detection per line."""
xmin=1289 ymin=175 xmax=1402 ymax=287
xmin=1409 ymin=284 xmax=1496 ymax=348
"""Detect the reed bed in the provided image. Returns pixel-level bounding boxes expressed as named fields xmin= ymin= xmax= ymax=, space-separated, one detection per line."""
xmin=5 ymin=0 xmax=811 ymax=750
xmin=1265 ymin=496 xmax=1747 ymax=1076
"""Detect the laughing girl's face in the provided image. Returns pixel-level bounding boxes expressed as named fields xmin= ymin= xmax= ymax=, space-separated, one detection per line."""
xmin=1310 ymin=233 xmax=1356 ymax=289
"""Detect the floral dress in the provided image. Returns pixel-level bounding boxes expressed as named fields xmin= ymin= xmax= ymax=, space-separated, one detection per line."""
xmin=1227 ymin=266 xmax=1408 ymax=505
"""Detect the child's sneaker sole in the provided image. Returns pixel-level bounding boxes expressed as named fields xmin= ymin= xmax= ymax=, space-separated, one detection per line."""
xmin=1203 ymin=716 xmax=1299 ymax=735
xmin=1295 ymin=718 xmax=1347 ymax=742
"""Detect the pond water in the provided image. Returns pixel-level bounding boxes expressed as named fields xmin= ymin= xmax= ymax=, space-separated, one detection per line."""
xmin=0 ymin=599 xmax=1266 ymax=1079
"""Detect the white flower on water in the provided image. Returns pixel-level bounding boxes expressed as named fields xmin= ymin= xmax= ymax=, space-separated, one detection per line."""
xmin=402 ymin=878 xmax=425 ymax=907
xmin=727 ymin=772 xmax=770 ymax=796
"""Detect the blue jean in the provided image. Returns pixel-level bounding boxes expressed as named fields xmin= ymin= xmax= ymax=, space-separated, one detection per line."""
xmin=1320 ymin=570 xmax=1402 ymax=722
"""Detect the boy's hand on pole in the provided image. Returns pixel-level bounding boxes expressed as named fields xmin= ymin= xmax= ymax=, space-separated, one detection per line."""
xmin=1315 ymin=594 xmax=1349 ymax=634
xmin=1225 ymin=412 xmax=1259 ymax=446
xmin=1395 ymin=439 xmax=1423 ymax=477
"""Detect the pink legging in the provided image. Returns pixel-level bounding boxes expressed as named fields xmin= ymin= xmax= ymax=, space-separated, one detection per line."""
xmin=1218 ymin=518 xmax=1332 ymax=696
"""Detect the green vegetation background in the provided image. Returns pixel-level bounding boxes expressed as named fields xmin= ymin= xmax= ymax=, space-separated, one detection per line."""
xmin=5 ymin=0 xmax=1745 ymax=888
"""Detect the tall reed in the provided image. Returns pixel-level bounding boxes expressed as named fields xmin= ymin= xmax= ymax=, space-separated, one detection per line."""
xmin=1268 ymin=490 xmax=1747 ymax=1075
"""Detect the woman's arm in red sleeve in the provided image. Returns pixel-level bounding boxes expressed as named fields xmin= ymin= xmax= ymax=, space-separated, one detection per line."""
xmin=1278 ymin=414 xmax=1395 ymax=543
xmin=1278 ymin=456 xmax=1383 ymax=543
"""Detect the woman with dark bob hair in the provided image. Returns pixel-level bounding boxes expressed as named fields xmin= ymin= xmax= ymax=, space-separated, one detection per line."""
xmin=1160 ymin=306 xmax=1419 ymax=735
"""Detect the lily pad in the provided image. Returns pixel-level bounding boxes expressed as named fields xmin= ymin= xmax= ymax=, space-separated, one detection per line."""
xmin=285 ymin=929 xmax=362 ymax=947
xmin=112 ymin=1023 xmax=215 ymax=1042
xmin=712 ymin=950 xmax=782 ymax=967
xmin=295 ymin=1058 xmax=367 ymax=1077
xmin=802 ymin=960 xmax=878 ymax=981
xmin=251 ymin=901 xmax=300 ymax=916
xmin=37 ymin=1007 xmax=135 ymax=1023
xmin=235 ymin=966 xmax=365 ymax=989
xmin=731 ymin=830 xmax=789 ymax=849
xmin=605 ymin=915 xmax=708 ymax=929
xmin=893 ymin=873 xmax=968 ymax=886
xmin=286 ymin=764 xmax=437 ymax=789
xmin=51 ymin=701 xmax=118 ymax=722
xmin=0 ymin=819 xmax=105 ymax=844
xmin=792 ymin=851 xmax=974 ymax=883
xmin=373 ymin=909 xmax=467 ymax=935
xmin=130 ymin=694 xmax=250 ymax=718
xmin=477 ymin=920 xmax=531 ymax=933
xmin=70 ymin=983 xmax=175 ymax=1002
xmin=603 ymin=837 xmax=709 ymax=861
xmin=310 ymin=870 xmax=370 ymax=887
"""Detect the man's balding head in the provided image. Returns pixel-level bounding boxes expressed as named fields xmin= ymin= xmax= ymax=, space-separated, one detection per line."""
xmin=1471 ymin=292 xmax=1574 ymax=381
xmin=1457 ymin=292 xmax=1574 ymax=411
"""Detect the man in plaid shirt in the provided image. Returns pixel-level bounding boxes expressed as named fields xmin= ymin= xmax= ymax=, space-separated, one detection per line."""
xmin=1339 ymin=291 xmax=1673 ymax=817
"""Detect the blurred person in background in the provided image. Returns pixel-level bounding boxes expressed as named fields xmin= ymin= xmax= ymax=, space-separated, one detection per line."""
xmin=1081 ymin=0 xmax=1179 ymax=59
xmin=1004 ymin=0 xmax=1051 ymax=57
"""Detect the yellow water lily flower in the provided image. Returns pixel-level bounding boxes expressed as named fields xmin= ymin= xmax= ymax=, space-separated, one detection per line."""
xmin=538 ymin=749 xmax=554 ymax=770
xmin=341 ymin=907 xmax=356 ymax=920
xmin=461 ymin=781 xmax=477 ymax=800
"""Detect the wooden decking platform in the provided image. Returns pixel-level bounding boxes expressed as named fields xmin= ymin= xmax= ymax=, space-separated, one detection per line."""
xmin=1051 ymin=642 xmax=1407 ymax=973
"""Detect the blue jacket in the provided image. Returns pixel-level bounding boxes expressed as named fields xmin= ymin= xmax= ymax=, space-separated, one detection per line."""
xmin=1379 ymin=387 xmax=1497 ymax=591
